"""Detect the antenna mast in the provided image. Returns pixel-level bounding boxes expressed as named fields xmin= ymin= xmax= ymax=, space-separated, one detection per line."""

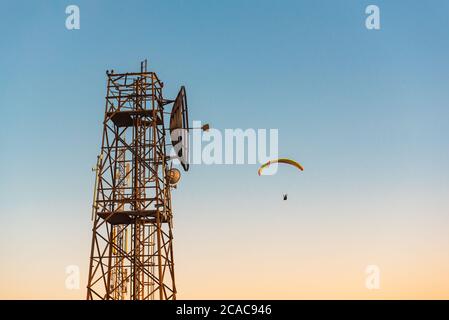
xmin=87 ymin=61 xmax=183 ymax=300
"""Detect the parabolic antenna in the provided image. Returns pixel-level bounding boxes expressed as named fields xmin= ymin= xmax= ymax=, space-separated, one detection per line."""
xmin=170 ymin=86 xmax=189 ymax=171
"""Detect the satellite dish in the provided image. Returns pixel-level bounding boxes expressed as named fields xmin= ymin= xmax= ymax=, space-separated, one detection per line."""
xmin=167 ymin=168 xmax=181 ymax=185
xmin=170 ymin=86 xmax=189 ymax=171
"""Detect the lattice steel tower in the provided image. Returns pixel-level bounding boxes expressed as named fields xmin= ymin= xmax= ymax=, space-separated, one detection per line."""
xmin=87 ymin=61 xmax=190 ymax=300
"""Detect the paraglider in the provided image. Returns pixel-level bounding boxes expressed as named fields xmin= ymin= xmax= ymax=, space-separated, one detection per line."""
xmin=258 ymin=158 xmax=303 ymax=201
xmin=258 ymin=158 xmax=304 ymax=176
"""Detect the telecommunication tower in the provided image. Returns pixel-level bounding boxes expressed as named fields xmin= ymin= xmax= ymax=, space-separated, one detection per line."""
xmin=87 ymin=60 xmax=191 ymax=300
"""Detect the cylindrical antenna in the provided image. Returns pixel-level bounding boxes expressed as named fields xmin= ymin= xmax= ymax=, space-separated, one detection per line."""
xmin=140 ymin=59 xmax=148 ymax=72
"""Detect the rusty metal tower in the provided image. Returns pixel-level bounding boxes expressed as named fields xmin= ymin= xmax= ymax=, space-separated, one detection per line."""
xmin=87 ymin=61 xmax=190 ymax=300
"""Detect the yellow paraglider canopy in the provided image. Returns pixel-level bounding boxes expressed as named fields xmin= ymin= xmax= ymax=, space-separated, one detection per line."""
xmin=258 ymin=158 xmax=304 ymax=176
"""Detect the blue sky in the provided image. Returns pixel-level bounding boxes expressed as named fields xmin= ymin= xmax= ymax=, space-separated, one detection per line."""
xmin=1 ymin=0 xmax=449 ymax=298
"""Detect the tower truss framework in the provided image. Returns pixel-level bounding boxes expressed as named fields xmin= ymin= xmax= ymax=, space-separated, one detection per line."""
xmin=87 ymin=62 xmax=178 ymax=300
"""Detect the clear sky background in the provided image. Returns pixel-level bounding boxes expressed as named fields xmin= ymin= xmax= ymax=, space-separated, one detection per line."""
xmin=1 ymin=0 xmax=449 ymax=299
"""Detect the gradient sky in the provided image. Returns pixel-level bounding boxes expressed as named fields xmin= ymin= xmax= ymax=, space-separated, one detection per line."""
xmin=1 ymin=0 xmax=449 ymax=299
